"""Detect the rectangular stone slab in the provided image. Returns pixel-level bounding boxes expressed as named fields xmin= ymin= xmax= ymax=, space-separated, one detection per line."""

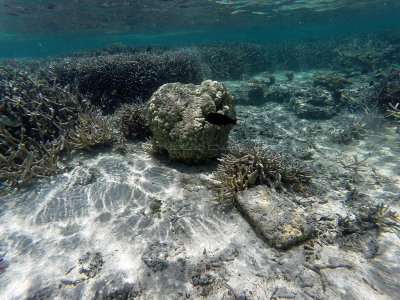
xmin=236 ymin=185 xmax=316 ymax=249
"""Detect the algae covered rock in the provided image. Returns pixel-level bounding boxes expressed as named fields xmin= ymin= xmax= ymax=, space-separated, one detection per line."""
xmin=147 ymin=80 xmax=236 ymax=164
xmin=236 ymin=186 xmax=316 ymax=249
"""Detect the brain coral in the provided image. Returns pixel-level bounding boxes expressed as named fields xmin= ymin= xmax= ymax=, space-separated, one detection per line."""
xmin=147 ymin=80 xmax=236 ymax=164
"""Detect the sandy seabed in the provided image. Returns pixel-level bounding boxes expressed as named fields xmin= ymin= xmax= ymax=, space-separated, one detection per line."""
xmin=1 ymin=72 xmax=400 ymax=300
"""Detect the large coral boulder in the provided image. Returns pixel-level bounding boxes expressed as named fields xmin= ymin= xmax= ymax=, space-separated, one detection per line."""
xmin=147 ymin=80 xmax=236 ymax=164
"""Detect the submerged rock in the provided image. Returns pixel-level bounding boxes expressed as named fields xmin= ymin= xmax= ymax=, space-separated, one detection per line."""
xmin=93 ymin=282 xmax=142 ymax=300
xmin=147 ymin=80 xmax=236 ymax=164
xmin=236 ymin=186 xmax=316 ymax=249
xmin=289 ymin=87 xmax=337 ymax=119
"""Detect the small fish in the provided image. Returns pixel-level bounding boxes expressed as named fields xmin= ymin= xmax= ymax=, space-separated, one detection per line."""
xmin=0 ymin=114 xmax=22 ymax=127
xmin=205 ymin=112 xmax=237 ymax=126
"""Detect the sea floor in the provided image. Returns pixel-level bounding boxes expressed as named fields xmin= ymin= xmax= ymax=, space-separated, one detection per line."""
xmin=1 ymin=72 xmax=400 ymax=300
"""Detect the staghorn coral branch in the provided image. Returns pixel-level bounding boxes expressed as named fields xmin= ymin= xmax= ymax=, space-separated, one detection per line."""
xmin=210 ymin=142 xmax=311 ymax=201
xmin=0 ymin=66 xmax=92 ymax=188
xmin=64 ymin=109 xmax=114 ymax=150
xmin=387 ymin=102 xmax=400 ymax=121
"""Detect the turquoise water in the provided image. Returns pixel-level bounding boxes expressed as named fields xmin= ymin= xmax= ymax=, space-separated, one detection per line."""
xmin=1 ymin=1 xmax=400 ymax=299
xmin=0 ymin=0 xmax=399 ymax=57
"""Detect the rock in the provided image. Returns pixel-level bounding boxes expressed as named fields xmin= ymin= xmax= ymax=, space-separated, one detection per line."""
xmin=93 ymin=282 xmax=142 ymax=300
xmin=191 ymin=270 xmax=216 ymax=297
xmin=71 ymin=167 xmax=100 ymax=186
xmin=147 ymin=80 xmax=236 ymax=164
xmin=236 ymin=186 xmax=316 ymax=249
xmin=191 ymin=273 xmax=215 ymax=286
xmin=313 ymin=72 xmax=351 ymax=91
xmin=275 ymin=287 xmax=297 ymax=299
xmin=79 ymin=252 xmax=104 ymax=279
xmin=142 ymin=243 xmax=171 ymax=272
xmin=289 ymin=87 xmax=336 ymax=119
xmin=199 ymin=285 xmax=213 ymax=296
xmin=142 ymin=257 xmax=168 ymax=273
xmin=264 ymin=85 xmax=292 ymax=103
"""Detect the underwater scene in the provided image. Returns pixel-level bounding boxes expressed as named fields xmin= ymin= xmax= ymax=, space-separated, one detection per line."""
xmin=1 ymin=0 xmax=400 ymax=299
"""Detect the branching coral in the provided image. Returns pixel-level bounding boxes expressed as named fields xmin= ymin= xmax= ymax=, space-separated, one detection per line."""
xmin=329 ymin=116 xmax=368 ymax=144
xmin=340 ymin=203 xmax=400 ymax=239
xmin=369 ymin=203 xmax=400 ymax=238
xmin=0 ymin=66 xmax=88 ymax=188
xmin=211 ymin=142 xmax=312 ymax=201
xmin=387 ymin=102 xmax=400 ymax=121
xmin=64 ymin=109 xmax=114 ymax=150
xmin=0 ymin=134 xmax=63 ymax=187
xmin=40 ymin=50 xmax=203 ymax=110
xmin=376 ymin=68 xmax=400 ymax=110
xmin=199 ymin=42 xmax=269 ymax=80
xmin=116 ymin=103 xmax=151 ymax=139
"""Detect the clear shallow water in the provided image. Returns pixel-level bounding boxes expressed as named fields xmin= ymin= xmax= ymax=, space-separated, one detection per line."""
xmin=0 ymin=0 xmax=400 ymax=57
xmin=1 ymin=1 xmax=400 ymax=299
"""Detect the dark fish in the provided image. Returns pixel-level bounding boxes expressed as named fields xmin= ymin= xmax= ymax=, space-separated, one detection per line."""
xmin=205 ymin=112 xmax=237 ymax=126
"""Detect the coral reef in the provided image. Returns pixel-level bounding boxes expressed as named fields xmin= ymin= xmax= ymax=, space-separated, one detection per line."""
xmin=147 ymin=80 xmax=236 ymax=164
xmin=142 ymin=138 xmax=166 ymax=157
xmin=64 ymin=109 xmax=114 ymax=150
xmin=0 ymin=65 xmax=116 ymax=187
xmin=376 ymin=67 xmax=400 ymax=115
xmin=289 ymin=87 xmax=338 ymax=119
xmin=40 ymin=50 xmax=203 ymax=111
xmin=116 ymin=103 xmax=151 ymax=139
xmin=313 ymin=72 xmax=351 ymax=100
xmin=199 ymin=42 xmax=270 ymax=80
xmin=332 ymin=33 xmax=400 ymax=74
xmin=0 ymin=66 xmax=88 ymax=187
xmin=211 ymin=142 xmax=311 ymax=201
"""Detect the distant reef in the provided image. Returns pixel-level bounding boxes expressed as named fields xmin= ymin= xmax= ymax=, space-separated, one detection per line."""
xmin=1 ymin=29 xmax=400 ymax=188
